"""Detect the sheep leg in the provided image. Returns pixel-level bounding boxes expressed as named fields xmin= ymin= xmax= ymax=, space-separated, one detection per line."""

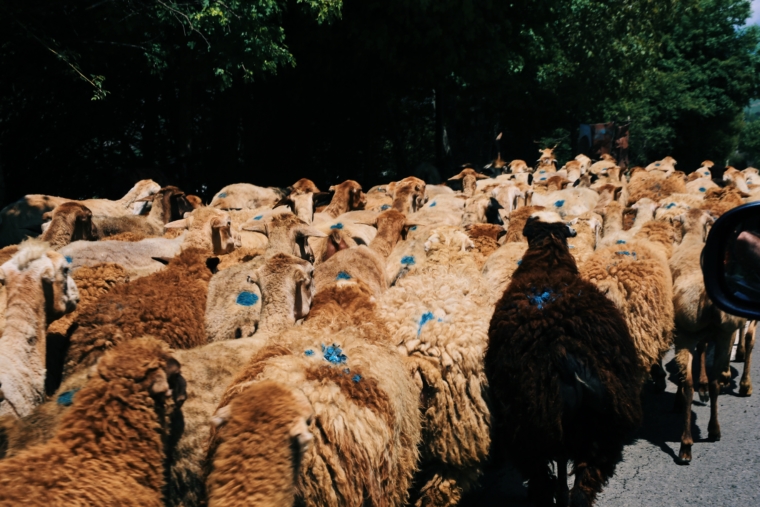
xmin=696 ymin=341 xmax=709 ymax=402
xmin=708 ymin=336 xmax=731 ymax=442
xmin=650 ymin=360 xmax=667 ymax=394
xmin=524 ymin=460 xmax=556 ymax=507
xmin=739 ymin=321 xmax=756 ymax=396
xmin=676 ymin=347 xmax=694 ymax=464
xmin=556 ymin=457 xmax=569 ymax=507
xmin=568 ymin=462 xmax=605 ymax=507
xmin=735 ymin=326 xmax=747 ymax=362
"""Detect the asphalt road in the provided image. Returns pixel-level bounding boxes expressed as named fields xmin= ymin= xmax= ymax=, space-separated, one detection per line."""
xmin=461 ymin=337 xmax=760 ymax=506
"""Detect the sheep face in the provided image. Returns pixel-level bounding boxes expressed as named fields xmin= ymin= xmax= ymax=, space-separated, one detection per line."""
xmin=391 ymin=177 xmax=427 ymax=213
xmin=41 ymin=202 xmax=98 ymax=247
xmin=211 ymin=215 xmax=237 ymax=255
xmin=42 ymin=251 xmax=79 ymax=320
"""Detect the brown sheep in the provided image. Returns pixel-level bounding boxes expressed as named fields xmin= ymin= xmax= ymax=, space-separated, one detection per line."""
xmin=40 ymin=202 xmax=99 ymax=248
xmin=448 ymin=167 xmax=490 ymax=197
xmin=60 ymin=248 xmax=218 ymax=379
xmin=465 ymin=223 xmax=505 ymax=268
xmin=276 ymin=178 xmax=329 ymax=224
xmin=389 ymin=176 xmax=427 ymax=213
xmin=700 ymin=186 xmax=745 ymax=217
xmin=321 ymin=180 xmax=367 ymax=218
xmin=206 ymin=381 xmax=314 ymax=507
xmin=486 ymin=212 xmax=642 ymax=506
xmin=94 ymin=186 xmax=194 ymax=238
xmin=0 ymin=337 xmax=186 ymax=507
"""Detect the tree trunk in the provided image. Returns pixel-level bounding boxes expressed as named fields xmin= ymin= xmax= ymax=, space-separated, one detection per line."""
xmin=0 ymin=144 xmax=6 ymax=208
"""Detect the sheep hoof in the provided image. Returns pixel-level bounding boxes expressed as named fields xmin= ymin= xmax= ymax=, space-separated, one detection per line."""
xmin=698 ymin=388 xmax=709 ymax=403
xmin=734 ymin=351 xmax=745 ymax=362
xmin=708 ymin=426 xmax=721 ymax=442
xmin=568 ymin=488 xmax=591 ymax=507
xmin=652 ymin=376 xmax=666 ymax=394
xmin=739 ymin=383 xmax=752 ymax=397
xmin=676 ymin=446 xmax=692 ymax=465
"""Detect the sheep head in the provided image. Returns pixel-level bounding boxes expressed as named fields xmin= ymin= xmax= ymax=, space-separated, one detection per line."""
xmin=448 ymin=167 xmax=489 ymax=197
xmin=40 ymin=202 xmax=98 ymax=248
xmin=249 ymin=253 xmax=315 ymax=329
xmin=391 ymin=176 xmax=427 ymax=213
xmin=523 ymin=212 xmax=577 ymax=247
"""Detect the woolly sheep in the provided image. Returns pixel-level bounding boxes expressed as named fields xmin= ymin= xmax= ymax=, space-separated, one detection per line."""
xmin=670 ymin=209 xmax=745 ymax=463
xmin=389 ymin=176 xmax=427 ymax=213
xmin=205 ymin=259 xmax=264 ymax=341
xmin=486 ymin=212 xmax=642 ymax=506
xmin=0 ymin=179 xmax=160 ymax=248
xmin=94 ymin=186 xmax=194 ymax=238
xmin=209 ymin=183 xmax=286 ymax=210
xmin=0 ymin=337 xmax=187 ymax=507
xmin=378 ymin=225 xmax=493 ymax=506
xmin=0 ymin=242 xmax=78 ymax=419
xmin=39 ymin=202 xmax=99 ymax=248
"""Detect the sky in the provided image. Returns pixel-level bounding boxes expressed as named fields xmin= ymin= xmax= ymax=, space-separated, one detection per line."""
xmin=751 ymin=0 xmax=760 ymax=26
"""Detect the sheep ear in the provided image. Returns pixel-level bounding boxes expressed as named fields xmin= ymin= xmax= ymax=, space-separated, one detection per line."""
xmin=40 ymin=262 xmax=56 ymax=284
xmin=151 ymin=256 xmax=172 ymax=266
xmin=448 ymin=171 xmax=465 ymax=181
xmin=165 ymin=218 xmax=188 ymax=229
xmin=165 ymin=357 xmax=187 ymax=407
xmin=42 ymin=211 xmax=53 ymax=221
xmin=212 ymin=405 xmax=232 ymax=428
xmin=0 ymin=267 xmax=5 ymax=286
xmin=313 ymin=192 xmax=333 ymax=208
xmin=328 ymin=185 xmax=336 ymax=192
xmin=475 ymin=173 xmax=489 ymax=180
xmin=298 ymin=225 xmax=327 ymax=238
xmin=273 ymin=196 xmax=293 ymax=209
xmin=289 ymin=416 xmax=314 ymax=452
xmin=242 ymin=222 xmax=267 ymax=234
xmin=133 ymin=195 xmax=155 ymax=203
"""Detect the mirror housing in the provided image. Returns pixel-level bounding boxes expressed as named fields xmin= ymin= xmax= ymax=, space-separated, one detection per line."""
xmin=702 ymin=202 xmax=760 ymax=319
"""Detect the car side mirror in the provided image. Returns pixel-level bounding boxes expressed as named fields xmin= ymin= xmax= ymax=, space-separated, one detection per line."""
xmin=702 ymin=202 xmax=760 ymax=319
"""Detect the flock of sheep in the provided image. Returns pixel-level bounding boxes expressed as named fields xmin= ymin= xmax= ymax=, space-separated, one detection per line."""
xmin=0 ymin=148 xmax=756 ymax=506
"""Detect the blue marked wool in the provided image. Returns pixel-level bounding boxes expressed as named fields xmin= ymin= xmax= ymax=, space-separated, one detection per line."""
xmin=429 ymin=201 xmax=437 ymax=207
xmin=554 ymin=200 xmax=565 ymax=207
xmin=322 ymin=343 xmax=347 ymax=364
xmin=352 ymin=374 xmax=362 ymax=383
xmin=401 ymin=256 xmax=415 ymax=266
xmin=336 ymin=271 xmax=352 ymax=280
xmin=517 ymin=259 xmax=522 ymax=265
xmin=410 ymin=225 xmax=417 ymax=231
xmin=254 ymin=215 xmax=263 ymax=220
xmin=666 ymin=203 xmax=676 ymax=209
xmin=218 ymin=192 xmax=227 ymax=198
xmin=64 ymin=256 xmax=73 ymax=263
xmin=527 ymin=288 xmax=557 ymax=310
xmin=418 ymin=311 xmax=435 ymax=336
xmin=236 ymin=291 xmax=259 ymax=306
xmin=616 ymin=239 xmax=626 ymax=244
xmin=699 ymin=187 xmax=706 ymax=192
xmin=381 ymin=204 xmax=391 ymax=210
xmin=616 ymin=251 xmax=631 ymax=256
xmin=330 ymin=223 xmax=344 ymax=230
xmin=57 ymin=389 xmax=79 ymax=406
xmin=305 ymin=349 xmax=314 ymax=356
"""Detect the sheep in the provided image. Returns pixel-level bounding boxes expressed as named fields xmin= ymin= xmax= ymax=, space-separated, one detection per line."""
xmin=316 ymin=179 xmax=366 ymax=220
xmin=208 ymin=279 xmax=422 ymax=507
xmin=307 ymin=220 xmax=378 ymax=265
xmin=94 ymin=186 xmax=194 ymax=238
xmin=532 ymin=184 xmax=600 ymax=218
xmin=465 ymin=223 xmax=505 ymax=268
xmin=44 ymin=263 xmax=130 ymax=394
xmin=0 ymin=337 xmax=187 ymax=507
xmin=204 ymin=259 xmax=265 ymax=342
xmin=734 ymin=320 xmax=757 ymax=396
xmin=276 ymin=178 xmax=334 ymax=224
xmin=209 ymin=183 xmax=286 ymax=210
xmin=313 ymin=210 xmax=406 ymax=295
xmin=489 ymin=182 xmax=525 ymax=215
xmin=60 ymin=248 xmax=219 ymax=380
xmin=626 ymin=169 xmax=686 ymax=205
xmin=481 ymin=206 xmax=546 ymax=297
xmin=389 ymin=176 xmax=427 ymax=213
xmin=693 ymin=160 xmax=714 ymax=179
xmin=645 ymin=155 xmax=677 ymax=174
xmin=581 ymin=221 xmax=676 ymax=391
xmin=486 ymin=211 xmax=642 ymax=506
xmin=164 ymin=252 xmax=316 ymax=506
xmin=378 ymin=225 xmax=494 ymax=507
xmin=365 ymin=185 xmax=394 ymax=211
xmin=685 ymin=176 xmax=719 ymax=195
xmin=241 ymin=212 xmax=328 ymax=262
xmin=448 ymin=167 xmax=490 ymax=197
xmin=567 ymin=211 xmax=603 ymax=266
xmin=0 ymin=179 xmax=160 ymax=247
xmin=206 ymin=381 xmax=314 ymax=507
xmin=39 ymin=202 xmax=100 ymax=248
xmin=589 ymin=153 xmax=617 ymax=175
xmin=598 ymin=198 xmax=658 ymax=248
xmin=670 ymin=208 xmax=745 ymax=463
xmin=723 ymin=166 xmax=752 ymax=195
xmin=699 ymin=187 xmax=745 ymax=217
xmin=743 ymin=166 xmax=760 ymax=186
xmin=0 ymin=242 xmax=79 ymax=419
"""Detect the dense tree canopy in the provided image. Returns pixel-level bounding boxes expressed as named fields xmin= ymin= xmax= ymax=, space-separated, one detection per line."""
xmin=0 ymin=0 xmax=758 ymax=206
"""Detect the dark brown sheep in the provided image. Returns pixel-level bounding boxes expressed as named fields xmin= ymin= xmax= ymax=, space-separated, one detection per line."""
xmin=485 ymin=211 xmax=642 ymax=507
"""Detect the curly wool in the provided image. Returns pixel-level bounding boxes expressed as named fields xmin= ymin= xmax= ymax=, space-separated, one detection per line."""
xmin=63 ymin=248 xmax=214 ymax=377
xmin=0 ymin=338 xmax=178 ymax=507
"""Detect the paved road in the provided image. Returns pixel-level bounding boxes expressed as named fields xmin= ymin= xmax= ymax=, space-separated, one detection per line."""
xmin=461 ymin=339 xmax=760 ymax=506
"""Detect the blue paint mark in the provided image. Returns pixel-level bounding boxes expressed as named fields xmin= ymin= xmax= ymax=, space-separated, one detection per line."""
xmin=568 ymin=245 xmax=575 ymax=249
xmin=616 ymin=240 xmax=626 ymax=244
xmin=343 ymin=368 xmax=350 ymax=374
xmin=305 ymin=349 xmax=314 ymax=356
xmin=429 ymin=202 xmax=437 ymax=207
xmin=699 ymin=187 xmax=706 ymax=193
xmin=418 ymin=311 xmax=435 ymax=336
xmin=236 ymin=292 xmax=259 ymax=306
xmin=554 ymin=200 xmax=565 ymax=207
xmin=57 ymin=389 xmax=79 ymax=406
xmin=540 ymin=177 xmax=547 ymax=181
xmin=517 ymin=259 xmax=522 ymax=265
xmin=410 ymin=226 xmax=417 ymax=231
xmin=254 ymin=215 xmax=263 ymax=220
xmin=616 ymin=250 xmax=631 ymax=256
xmin=352 ymin=374 xmax=362 ymax=383
xmin=655 ymin=163 xmax=660 ymax=167
xmin=401 ymin=256 xmax=415 ymax=266
xmin=218 ymin=192 xmax=227 ymax=198
xmin=64 ymin=256 xmax=73 ymax=264
xmin=336 ymin=271 xmax=352 ymax=280
xmin=381 ymin=204 xmax=391 ymax=210
xmin=322 ymin=344 xmax=347 ymax=364
xmin=330 ymin=223 xmax=344 ymax=230
xmin=527 ymin=288 xmax=558 ymax=310
xmin=666 ymin=203 xmax=676 ymax=209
